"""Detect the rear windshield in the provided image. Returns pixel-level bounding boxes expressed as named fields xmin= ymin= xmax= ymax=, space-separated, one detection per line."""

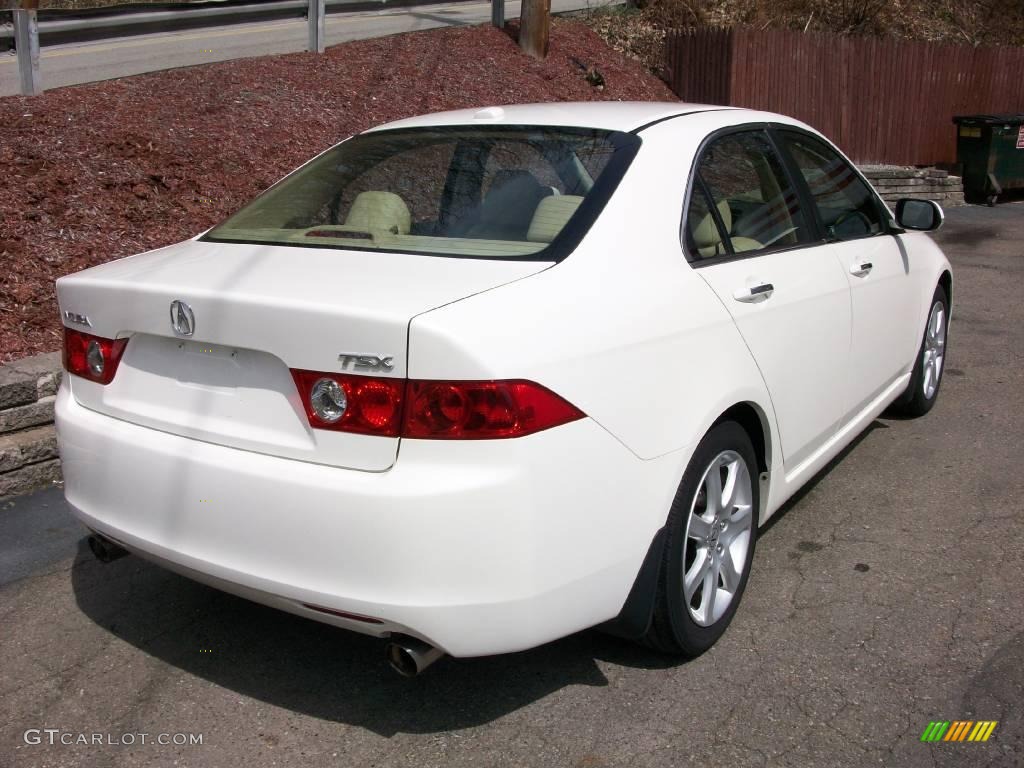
xmin=203 ymin=125 xmax=640 ymax=260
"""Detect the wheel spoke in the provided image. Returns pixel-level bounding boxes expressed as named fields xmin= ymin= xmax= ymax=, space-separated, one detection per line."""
xmin=684 ymin=554 xmax=711 ymax=600
xmin=703 ymin=462 xmax=723 ymax=516
xmin=727 ymin=501 xmax=752 ymax=527
xmin=719 ymin=545 xmax=741 ymax=591
xmin=720 ymin=459 xmax=739 ymax=513
xmin=701 ymin=566 xmax=719 ymax=623
xmin=688 ymin=512 xmax=713 ymax=541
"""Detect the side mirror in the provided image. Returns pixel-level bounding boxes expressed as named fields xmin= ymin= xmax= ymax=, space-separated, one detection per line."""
xmin=895 ymin=198 xmax=944 ymax=232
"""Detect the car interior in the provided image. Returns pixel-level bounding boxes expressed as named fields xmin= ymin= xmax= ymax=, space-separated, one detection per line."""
xmin=687 ymin=132 xmax=807 ymax=259
xmin=206 ymin=128 xmax=624 ymax=259
xmin=301 ymin=187 xmax=585 ymax=257
xmin=781 ymin=132 xmax=885 ymax=240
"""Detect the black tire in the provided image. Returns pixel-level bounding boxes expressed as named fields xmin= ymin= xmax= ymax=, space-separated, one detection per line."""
xmin=888 ymin=285 xmax=949 ymax=418
xmin=642 ymin=421 xmax=759 ymax=657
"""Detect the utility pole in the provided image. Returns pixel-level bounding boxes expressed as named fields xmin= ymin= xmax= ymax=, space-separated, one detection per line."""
xmin=518 ymin=0 xmax=550 ymax=59
xmin=491 ymin=0 xmax=503 ymax=29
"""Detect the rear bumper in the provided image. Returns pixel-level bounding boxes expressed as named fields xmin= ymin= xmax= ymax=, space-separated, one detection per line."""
xmin=56 ymin=381 xmax=687 ymax=657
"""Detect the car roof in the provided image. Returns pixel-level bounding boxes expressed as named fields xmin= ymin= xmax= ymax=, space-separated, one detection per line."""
xmin=366 ymin=102 xmax=742 ymax=134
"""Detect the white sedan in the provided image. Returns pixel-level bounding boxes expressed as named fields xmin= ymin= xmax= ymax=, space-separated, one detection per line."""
xmin=55 ymin=102 xmax=952 ymax=675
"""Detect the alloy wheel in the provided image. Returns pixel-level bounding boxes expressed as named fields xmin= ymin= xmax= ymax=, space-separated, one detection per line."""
xmin=682 ymin=450 xmax=754 ymax=627
xmin=922 ymin=301 xmax=946 ymax=400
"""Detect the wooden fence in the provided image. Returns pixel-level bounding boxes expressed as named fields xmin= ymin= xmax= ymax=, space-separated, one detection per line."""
xmin=664 ymin=27 xmax=1024 ymax=166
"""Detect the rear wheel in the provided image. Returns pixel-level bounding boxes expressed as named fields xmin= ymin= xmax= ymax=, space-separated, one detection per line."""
xmin=642 ymin=421 xmax=758 ymax=656
xmin=889 ymin=285 xmax=948 ymax=418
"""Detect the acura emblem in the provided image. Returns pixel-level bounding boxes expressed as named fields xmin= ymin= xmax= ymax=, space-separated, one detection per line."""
xmin=169 ymin=300 xmax=195 ymax=337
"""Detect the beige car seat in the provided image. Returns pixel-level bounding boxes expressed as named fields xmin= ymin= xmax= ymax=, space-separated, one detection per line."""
xmin=691 ymin=199 xmax=763 ymax=257
xmin=344 ymin=191 xmax=412 ymax=235
xmin=527 ymin=195 xmax=584 ymax=243
xmin=465 ymin=171 xmax=553 ymax=240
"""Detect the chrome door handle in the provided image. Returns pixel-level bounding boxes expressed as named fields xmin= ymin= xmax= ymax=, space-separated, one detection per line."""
xmin=733 ymin=283 xmax=774 ymax=303
xmin=850 ymin=261 xmax=873 ymax=277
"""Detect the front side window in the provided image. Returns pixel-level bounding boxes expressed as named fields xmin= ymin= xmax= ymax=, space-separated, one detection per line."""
xmin=685 ymin=130 xmax=809 ymax=260
xmin=781 ymin=132 xmax=886 ymax=241
xmin=204 ymin=126 xmax=639 ymax=260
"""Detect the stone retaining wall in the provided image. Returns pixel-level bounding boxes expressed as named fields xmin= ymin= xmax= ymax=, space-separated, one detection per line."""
xmin=0 ymin=353 xmax=63 ymax=500
xmin=861 ymin=166 xmax=965 ymax=207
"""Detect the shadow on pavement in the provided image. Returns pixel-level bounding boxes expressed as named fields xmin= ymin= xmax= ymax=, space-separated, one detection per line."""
xmin=961 ymin=630 xmax=1024 ymax=757
xmin=70 ymin=539 xmax=679 ymax=736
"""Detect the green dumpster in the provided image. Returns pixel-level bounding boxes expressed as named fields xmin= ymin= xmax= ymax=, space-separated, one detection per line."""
xmin=953 ymin=114 xmax=1024 ymax=206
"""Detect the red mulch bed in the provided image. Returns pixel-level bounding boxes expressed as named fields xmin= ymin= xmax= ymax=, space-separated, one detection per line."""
xmin=0 ymin=19 xmax=676 ymax=362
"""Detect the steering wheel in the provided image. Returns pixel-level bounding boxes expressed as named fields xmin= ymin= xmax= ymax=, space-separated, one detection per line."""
xmin=829 ymin=210 xmax=873 ymax=239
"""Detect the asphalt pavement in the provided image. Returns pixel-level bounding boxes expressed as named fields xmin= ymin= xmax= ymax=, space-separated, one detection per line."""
xmin=1 ymin=202 xmax=1022 ymax=767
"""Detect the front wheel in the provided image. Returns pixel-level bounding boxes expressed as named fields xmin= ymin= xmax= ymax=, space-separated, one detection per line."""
xmin=889 ymin=285 xmax=949 ymax=418
xmin=642 ymin=421 xmax=758 ymax=656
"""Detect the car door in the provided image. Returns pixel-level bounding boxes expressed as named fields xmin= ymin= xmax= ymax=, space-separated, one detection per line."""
xmin=684 ymin=128 xmax=852 ymax=472
xmin=776 ymin=129 xmax=921 ymax=417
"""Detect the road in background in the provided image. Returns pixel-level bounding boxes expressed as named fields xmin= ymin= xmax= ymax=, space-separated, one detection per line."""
xmin=0 ymin=0 xmax=596 ymax=97
xmin=1 ymin=204 xmax=1022 ymax=767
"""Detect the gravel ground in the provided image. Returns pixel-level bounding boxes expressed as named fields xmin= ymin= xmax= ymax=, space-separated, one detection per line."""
xmin=0 ymin=203 xmax=1022 ymax=767
xmin=0 ymin=18 xmax=675 ymax=363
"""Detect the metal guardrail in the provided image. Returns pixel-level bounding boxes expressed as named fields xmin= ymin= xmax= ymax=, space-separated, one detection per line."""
xmin=3 ymin=0 xmax=501 ymax=95
xmin=0 ymin=0 xmax=389 ymax=40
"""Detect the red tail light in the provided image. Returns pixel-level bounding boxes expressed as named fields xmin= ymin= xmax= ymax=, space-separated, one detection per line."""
xmin=62 ymin=328 xmax=129 ymax=385
xmin=291 ymin=370 xmax=404 ymax=436
xmin=403 ymin=379 xmax=584 ymax=439
xmin=290 ymin=370 xmax=584 ymax=439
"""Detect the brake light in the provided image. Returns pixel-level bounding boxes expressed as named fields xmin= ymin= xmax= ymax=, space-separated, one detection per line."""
xmin=403 ymin=379 xmax=584 ymax=439
xmin=62 ymin=328 xmax=129 ymax=385
xmin=290 ymin=370 xmax=584 ymax=439
xmin=291 ymin=370 xmax=404 ymax=436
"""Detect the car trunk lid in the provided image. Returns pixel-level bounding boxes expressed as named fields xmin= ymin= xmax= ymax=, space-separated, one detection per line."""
xmin=56 ymin=239 xmax=548 ymax=471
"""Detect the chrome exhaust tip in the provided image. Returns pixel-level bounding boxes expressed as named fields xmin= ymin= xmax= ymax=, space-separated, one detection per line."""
xmin=385 ymin=636 xmax=444 ymax=677
xmin=87 ymin=534 xmax=129 ymax=564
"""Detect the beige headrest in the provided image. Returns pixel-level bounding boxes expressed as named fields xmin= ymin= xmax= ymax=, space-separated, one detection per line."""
xmin=527 ymin=195 xmax=584 ymax=243
xmin=691 ymin=199 xmax=732 ymax=248
xmin=345 ymin=191 xmax=411 ymax=235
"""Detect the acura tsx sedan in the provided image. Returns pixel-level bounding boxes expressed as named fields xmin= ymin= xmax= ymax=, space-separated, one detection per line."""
xmin=55 ymin=102 xmax=951 ymax=675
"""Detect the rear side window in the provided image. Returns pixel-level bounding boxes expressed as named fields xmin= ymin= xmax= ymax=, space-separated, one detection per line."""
xmin=685 ymin=130 xmax=809 ymax=261
xmin=780 ymin=132 xmax=886 ymax=240
xmin=204 ymin=126 xmax=639 ymax=261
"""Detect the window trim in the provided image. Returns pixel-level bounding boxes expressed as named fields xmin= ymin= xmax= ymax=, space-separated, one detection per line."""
xmin=764 ymin=127 xmax=827 ymax=243
xmin=679 ymin=124 xmax=821 ymax=267
xmin=683 ymin=177 xmax=734 ymax=260
xmin=770 ymin=126 xmax=896 ymax=243
xmin=680 ymin=123 xmax=898 ymax=268
xmin=200 ymin=124 xmax=642 ymax=264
